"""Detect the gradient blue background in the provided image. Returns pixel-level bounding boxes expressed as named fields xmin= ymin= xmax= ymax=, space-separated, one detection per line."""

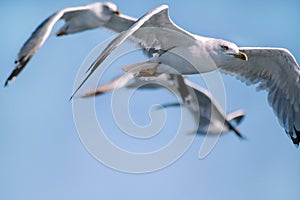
xmin=1 ymin=0 xmax=300 ymax=199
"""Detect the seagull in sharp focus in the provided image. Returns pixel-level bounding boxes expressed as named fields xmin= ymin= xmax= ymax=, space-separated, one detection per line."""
xmin=73 ymin=5 xmax=300 ymax=147
xmin=5 ymin=2 xmax=136 ymax=86
xmin=70 ymin=5 xmax=247 ymax=96
xmin=71 ymin=4 xmax=247 ymax=97
xmin=82 ymin=73 xmax=245 ymax=139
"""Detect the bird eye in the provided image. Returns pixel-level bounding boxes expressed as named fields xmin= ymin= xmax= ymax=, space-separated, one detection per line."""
xmin=220 ymin=45 xmax=229 ymax=51
xmin=103 ymin=5 xmax=109 ymax=10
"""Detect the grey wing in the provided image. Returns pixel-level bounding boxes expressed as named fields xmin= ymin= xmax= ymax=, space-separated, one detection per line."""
xmin=55 ymin=9 xmax=93 ymax=35
xmin=101 ymin=13 xmax=136 ymax=33
xmin=184 ymin=79 xmax=215 ymax=110
xmin=70 ymin=5 xmax=171 ymax=99
xmin=5 ymin=13 xmax=60 ymax=86
xmin=58 ymin=2 xmax=137 ymax=35
xmin=167 ymin=74 xmax=191 ymax=103
xmin=220 ymin=47 xmax=300 ymax=146
xmin=5 ymin=5 xmax=90 ymax=86
xmin=133 ymin=6 xmax=195 ymax=51
xmin=184 ymin=79 xmax=245 ymax=139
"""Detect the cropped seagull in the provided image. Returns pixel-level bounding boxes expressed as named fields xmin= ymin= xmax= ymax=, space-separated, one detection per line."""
xmin=73 ymin=5 xmax=300 ymax=146
xmin=5 ymin=2 xmax=136 ymax=86
xmin=82 ymin=73 xmax=245 ymax=138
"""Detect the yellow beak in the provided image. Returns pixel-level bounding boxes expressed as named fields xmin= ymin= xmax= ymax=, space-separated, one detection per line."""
xmin=234 ymin=51 xmax=248 ymax=61
xmin=114 ymin=10 xmax=120 ymax=15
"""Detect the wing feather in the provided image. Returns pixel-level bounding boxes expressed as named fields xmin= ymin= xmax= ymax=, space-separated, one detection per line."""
xmin=220 ymin=47 xmax=300 ymax=146
xmin=5 ymin=5 xmax=90 ymax=85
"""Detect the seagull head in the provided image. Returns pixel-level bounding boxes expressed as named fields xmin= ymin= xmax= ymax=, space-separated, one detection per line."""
xmin=209 ymin=39 xmax=248 ymax=62
xmin=93 ymin=2 xmax=120 ymax=22
xmin=102 ymin=2 xmax=120 ymax=14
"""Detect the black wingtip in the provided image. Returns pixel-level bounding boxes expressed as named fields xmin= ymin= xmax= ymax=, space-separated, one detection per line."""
xmin=4 ymin=73 xmax=16 ymax=87
xmin=226 ymin=120 xmax=246 ymax=140
xmin=5 ymin=56 xmax=32 ymax=87
xmin=4 ymin=80 xmax=9 ymax=87
xmin=289 ymin=127 xmax=300 ymax=147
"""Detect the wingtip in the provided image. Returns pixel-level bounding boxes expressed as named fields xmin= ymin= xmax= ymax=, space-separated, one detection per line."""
xmin=68 ymin=95 xmax=74 ymax=102
xmin=81 ymin=90 xmax=103 ymax=98
xmin=69 ymin=92 xmax=89 ymax=101
xmin=289 ymin=127 xmax=300 ymax=148
xmin=4 ymin=75 xmax=16 ymax=87
xmin=160 ymin=4 xmax=169 ymax=10
xmin=56 ymin=31 xmax=66 ymax=37
xmin=4 ymin=80 xmax=9 ymax=87
xmin=238 ymin=134 xmax=247 ymax=141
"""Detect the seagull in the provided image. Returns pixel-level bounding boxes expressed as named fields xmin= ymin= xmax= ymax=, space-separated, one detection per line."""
xmin=82 ymin=73 xmax=245 ymax=139
xmin=73 ymin=5 xmax=300 ymax=147
xmin=5 ymin=2 xmax=136 ymax=86
xmin=70 ymin=5 xmax=247 ymax=99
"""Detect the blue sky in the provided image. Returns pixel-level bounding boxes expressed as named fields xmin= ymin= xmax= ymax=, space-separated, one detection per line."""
xmin=1 ymin=0 xmax=300 ymax=199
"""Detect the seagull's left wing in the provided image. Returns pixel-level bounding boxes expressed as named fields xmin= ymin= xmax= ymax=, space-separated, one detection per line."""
xmin=5 ymin=4 xmax=98 ymax=86
xmin=219 ymin=47 xmax=300 ymax=146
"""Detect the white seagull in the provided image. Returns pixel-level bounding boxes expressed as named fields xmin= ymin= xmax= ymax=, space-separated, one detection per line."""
xmin=71 ymin=5 xmax=247 ymax=98
xmin=82 ymin=73 xmax=245 ymax=138
xmin=5 ymin=2 xmax=136 ymax=86
xmin=73 ymin=5 xmax=300 ymax=147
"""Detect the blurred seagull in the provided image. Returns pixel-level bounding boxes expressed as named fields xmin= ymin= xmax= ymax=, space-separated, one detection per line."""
xmin=160 ymin=80 xmax=245 ymax=137
xmin=5 ymin=2 xmax=136 ymax=86
xmin=82 ymin=73 xmax=245 ymax=139
xmin=74 ymin=5 xmax=300 ymax=147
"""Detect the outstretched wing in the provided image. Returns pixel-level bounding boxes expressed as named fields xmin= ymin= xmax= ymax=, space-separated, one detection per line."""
xmin=70 ymin=4 xmax=199 ymax=99
xmin=5 ymin=4 xmax=96 ymax=86
xmin=220 ymin=47 xmax=300 ymax=146
xmin=70 ymin=5 xmax=177 ymax=99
